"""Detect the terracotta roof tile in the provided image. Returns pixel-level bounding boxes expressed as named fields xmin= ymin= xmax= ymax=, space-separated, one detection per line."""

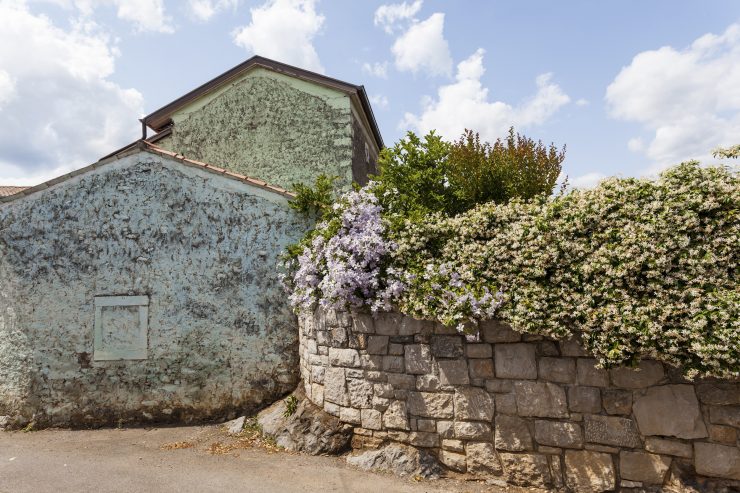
xmin=0 ymin=186 xmax=28 ymax=197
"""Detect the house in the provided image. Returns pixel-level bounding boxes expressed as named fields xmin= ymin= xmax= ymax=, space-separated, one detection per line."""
xmin=0 ymin=57 xmax=383 ymax=429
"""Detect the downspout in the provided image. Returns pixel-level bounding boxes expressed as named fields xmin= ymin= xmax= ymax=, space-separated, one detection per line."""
xmin=140 ymin=118 xmax=147 ymax=141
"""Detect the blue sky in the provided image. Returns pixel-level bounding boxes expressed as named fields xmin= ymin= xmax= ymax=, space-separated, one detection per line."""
xmin=1 ymin=0 xmax=739 ymax=186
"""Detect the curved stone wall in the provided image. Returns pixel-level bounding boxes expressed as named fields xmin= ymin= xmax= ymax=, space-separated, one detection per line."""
xmin=299 ymin=308 xmax=740 ymax=490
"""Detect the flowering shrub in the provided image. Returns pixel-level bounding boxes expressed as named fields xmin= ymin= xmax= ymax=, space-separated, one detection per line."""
xmin=287 ymin=162 xmax=739 ymax=378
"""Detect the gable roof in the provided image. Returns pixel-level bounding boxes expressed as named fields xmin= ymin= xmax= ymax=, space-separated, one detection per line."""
xmin=142 ymin=55 xmax=384 ymax=149
xmin=0 ymin=186 xmax=28 ymax=198
xmin=0 ymin=141 xmax=295 ymax=205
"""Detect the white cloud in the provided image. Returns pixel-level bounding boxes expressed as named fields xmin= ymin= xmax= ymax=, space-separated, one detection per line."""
xmin=370 ymin=94 xmax=389 ymax=109
xmin=391 ymin=12 xmax=452 ymax=77
xmin=362 ymin=61 xmax=388 ymax=79
xmin=402 ymin=49 xmax=570 ymax=141
xmin=575 ymin=98 xmax=589 ymax=106
xmin=0 ymin=1 xmax=144 ymax=185
xmin=606 ymin=23 xmax=740 ymax=171
xmin=232 ymin=0 xmax=325 ymax=73
xmin=0 ymin=70 xmax=16 ymax=108
xmin=187 ymin=0 xmax=239 ymax=22
xmin=374 ymin=0 xmax=422 ymax=34
xmin=38 ymin=0 xmax=174 ymax=33
xmin=569 ymin=172 xmax=606 ymax=189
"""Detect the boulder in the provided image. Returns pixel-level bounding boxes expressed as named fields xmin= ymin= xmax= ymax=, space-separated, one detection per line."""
xmin=633 ymin=385 xmax=708 ymax=439
xmin=347 ymin=443 xmax=442 ymax=479
xmin=224 ymin=416 xmax=245 ymax=435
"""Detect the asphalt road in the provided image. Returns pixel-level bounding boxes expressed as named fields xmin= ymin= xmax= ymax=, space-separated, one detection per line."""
xmin=0 ymin=425 xmax=498 ymax=493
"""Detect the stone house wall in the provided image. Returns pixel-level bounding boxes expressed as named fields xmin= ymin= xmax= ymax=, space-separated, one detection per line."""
xmin=298 ymin=307 xmax=740 ymax=491
xmin=0 ymin=150 xmax=308 ymax=429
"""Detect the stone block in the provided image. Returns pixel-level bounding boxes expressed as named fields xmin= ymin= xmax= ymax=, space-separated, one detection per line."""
xmin=485 ymin=379 xmax=513 ymax=393
xmin=576 ymin=359 xmax=609 ymax=387
xmin=442 ymin=439 xmax=464 ymax=452
xmin=347 ymin=379 xmax=374 ymax=408
xmin=584 ymin=414 xmax=641 ymax=448
xmin=454 ymin=388 xmax=494 ymax=421
xmin=373 ymin=383 xmax=394 ymax=399
xmin=324 ymin=367 xmax=348 ymax=406
xmin=696 ymin=383 xmax=740 ymax=406
xmin=499 ymin=453 xmax=551 ymax=488
xmin=382 ymin=400 xmax=409 ymax=430
xmin=366 ymin=335 xmax=389 ymax=355
xmin=465 ymin=343 xmax=492 ymax=358
xmin=407 ymin=392 xmax=454 ymax=419
xmin=469 ymin=359 xmax=495 ymax=379
xmin=538 ymin=341 xmax=560 ymax=356
xmin=534 ymin=421 xmax=583 ymax=449
xmin=404 ymin=344 xmax=432 ymax=374
xmin=494 ymin=415 xmax=532 ymax=451
xmin=438 ymin=360 xmax=469 ymax=386
xmin=340 ymin=407 xmax=361 ymax=425
xmin=311 ymin=365 xmax=325 ymax=384
xmin=388 ymin=343 xmax=404 ymax=355
xmin=495 ymin=343 xmax=537 ymax=379
xmin=620 ymin=451 xmax=671 ymax=485
xmin=382 ymin=355 xmax=404 ymax=373
xmin=328 ymin=348 xmax=361 ymax=368
xmin=610 ymin=360 xmax=664 ymax=389
xmin=567 ymin=386 xmax=601 ymax=414
xmin=559 ymin=337 xmax=590 ymax=357
xmin=361 ymin=409 xmax=382 ymax=430
xmin=465 ymin=442 xmax=503 ymax=475
xmin=324 ymin=402 xmax=340 ymax=417
xmin=454 ymin=421 xmax=491 ymax=439
xmin=709 ymin=405 xmax=740 ymax=428
xmin=694 ymin=442 xmax=740 ymax=480
xmin=416 ymin=375 xmax=440 ymax=392
xmin=496 ymin=393 xmax=518 ymax=415
xmin=645 ymin=437 xmax=693 ymax=458
xmin=440 ymin=450 xmax=467 ymax=472
xmin=373 ymin=312 xmax=400 ymax=336
xmin=416 ymin=419 xmax=436 ymax=432
xmin=539 ymin=357 xmax=576 ymax=383
xmin=436 ymin=420 xmax=454 ymax=438
xmin=480 ymin=320 xmax=521 ymax=343
xmin=352 ymin=313 xmax=375 ymax=333
xmin=330 ymin=326 xmax=348 ymax=346
xmin=409 ymin=431 xmax=438 ymax=448
xmin=633 ymin=385 xmax=708 ymax=439
xmin=564 ymin=450 xmax=615 ymax=493
xmin=311 ymin=383 xmax=325 ymax=406
xmin=430 ymin=335 xmax=464 ymax=358
xmin=515 ymin=381 xmax=568 ymax=418
xmin=387 ymin=373 xmax=416 ymax=390
xmin=709 ymin=425 xmax=737 ymax=444
xmin=601 ymin=389 xmax=632 ymax=415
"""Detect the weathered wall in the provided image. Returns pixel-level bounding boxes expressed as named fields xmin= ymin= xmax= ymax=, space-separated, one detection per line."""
xmin=157 ymin=68 xmax=358 ymax=190
xmin=350 ymin=110 xmax=378 ymax=186
xmin=299 ymin=308 xmax=740 ymax=491
xmin=0 ymin=151 xmax=308 ymax=428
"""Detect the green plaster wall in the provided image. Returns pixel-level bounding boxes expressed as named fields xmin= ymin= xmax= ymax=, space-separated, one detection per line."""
xmin=158 ymin=68 xmax=355 ymax=190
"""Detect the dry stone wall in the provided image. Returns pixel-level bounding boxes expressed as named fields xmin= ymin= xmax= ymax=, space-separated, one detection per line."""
xmin=299 ymin=308 xmax=740 ymax=491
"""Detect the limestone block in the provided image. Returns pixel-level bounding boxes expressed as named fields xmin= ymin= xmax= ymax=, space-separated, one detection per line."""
xmin=567 ymin=386 xmax=601 ymax=414
xmin=454 ymin=388 xmax=494 ymax=421
xmin=539 ymin=357 xmax=576 ymax=383
xmin=352 ymin=313 xmax=375 ymax=334
xmin=499 ymin=453 xmax=551 ymax=488
xmin=632 ymin=385 xmax=708 ymax=439
xmin=328 ymin=348 xmax=361 ymax=368
xmin=382 ymin=356 xmax=404 ymax=373
xmin=601 ymin=389 xmax=632 ymax=415
xmin=330 ymin=326 xmax=348 ymax=347
xmin=404 ymin=344 xmax=433 ymax=374
xmin=696 ymin=383 xmax=740 ymax=406
xmin=496 ymin=393 xmax=518 ymax=415
xmin=311 ymin=365 xmax=325 ymax=384
xmin=494 ymin=415 xmax=533 ymax=451
xmin=383 ymin=400 xmax=409 ymax=430
xmin=619 ymin=451 xmax=671 ymax=485
xmin=438 ymin=360 xmax=470 ymax=386
xmin=416 ymin=419 xmax=436 ymax=432
xmin=480 ymin=320 xmax=521 ymax=343
xmin=442 ymin=439 xmax=464 ymax=452
xmin=514 ymin=381 xmax=568 ymax=418
xmin=454 ymin=421 xmax=492 ymax=439
xmin=361 ymin=409 xmax=382 ymax=430
xmin=407 ymin=392 xmax=454 ymax=419
xmin=416 ymin=374 xmax=440 ymax=392
xmin=709 ymin=425 xmax=738 ymax=444
xmin=559 ymin=337 xmax=590 ymax=357
xmin=534 ymin=420 xmax=583 ymax=449
xmin=576 ymin=359 xmax=609 ymax=387
xmin=430 ymin=335 xmax=464 ymax=358
xmin=311 ymin=383 xmax=325 ymax=406
xmin=409 ymin=431 xmax=439 ymax=448
xmin=436 ymin=420 xmax=454 ymax=438
xmin=645 ymin=437 xmax=693 ymax=458
xmin=469 ymin=359 xmax=495 ymax=379
xmin=465 ymin=343 xmax=492 ymax=359
xmin=388 ymin=343 xmax=404 ymax=355
xmin=366 ymin=335 xmax=389 ymax=355
xmin=584 ymin=414 xmax=641 ymax=448
xmin=347 ymin=379 xmax=374 ymax=408
xmin=539 ymin=341 xmax=560 ymax=357
xmin=439 ymin=450 xmax=467 ymax=472
xmin=340 ymin=406 xmax=361 ymax=425
xmin=694 ymin=442 xmax=740 ymax=480
xmin=465 ymin=442 xmax=503 ymax=475
xmin=709 ymin=405 xmax=740 ymax=428
xmin=610 ymin=360 xmax=664 ymax=389
xmin=485 ymin=379 xmax=513 ymax=393
xmin=495 ymin=343 xmax=537 ymax=379
xmin=374 ymin=383 xmax=394 ymax=399
xmin=373 ymin=312 xmax=401 ymax=336
xmin=564 ymin=450 xmax=615 ymax=493
xmin=324 ymin=367 xmax=349 ymax=406
xmin=387 ymin=373 xmax=416 ymax=390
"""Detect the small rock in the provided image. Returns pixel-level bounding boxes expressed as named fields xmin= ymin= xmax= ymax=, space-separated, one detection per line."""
xmin=225 ymin=416 xmax=246 ymax=435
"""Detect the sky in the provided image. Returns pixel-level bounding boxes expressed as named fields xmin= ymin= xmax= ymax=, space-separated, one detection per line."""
xmin=1 ymin=0 xmax=739 ymax=187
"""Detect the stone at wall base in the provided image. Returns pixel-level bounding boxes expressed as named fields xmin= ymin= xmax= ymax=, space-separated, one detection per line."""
xmin=224 ymin=416 xmax=246 ymax=435
xmin=257 ymin=385 xmax=352 ymax=455
xmin=346 ymin=442 xmax=442 ymax=479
